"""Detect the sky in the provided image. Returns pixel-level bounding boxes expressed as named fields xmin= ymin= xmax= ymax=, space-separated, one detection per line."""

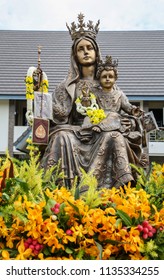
xmin=0 ymin=0 xmax=164 ymax=31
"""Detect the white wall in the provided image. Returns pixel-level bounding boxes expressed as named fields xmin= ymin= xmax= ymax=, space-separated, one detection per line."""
xmin=149 ymin=142 xmax=164 ymax=156
xmin=0 ymin=100 xmax=9 ymax=153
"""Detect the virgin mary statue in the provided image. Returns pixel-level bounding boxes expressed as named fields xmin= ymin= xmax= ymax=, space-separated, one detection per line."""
xmin=41 ymin=13 xmax=148 ymax=189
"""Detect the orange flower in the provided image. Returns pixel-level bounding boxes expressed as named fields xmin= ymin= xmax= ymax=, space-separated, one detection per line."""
xmin=0 ymin=217 xmax=8 ymax=237
xmin=122 ymin=227 xmax=144 ymax=254
xmin=6 ymin=231 xmax=20 ymax=249
xmin=15 ymin=239 xmax=32 ymax=260
xmin=1 ymin=250 xmax=10 ymax=260
xmin=71 ymin=224 xmax=87 ymax=238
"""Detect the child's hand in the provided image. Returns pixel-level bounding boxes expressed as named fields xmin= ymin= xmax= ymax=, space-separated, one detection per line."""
xmin=120 ymin=117 xmax=132 ymax=131
xmin=92 ymin=126 xmax=101 ymax=133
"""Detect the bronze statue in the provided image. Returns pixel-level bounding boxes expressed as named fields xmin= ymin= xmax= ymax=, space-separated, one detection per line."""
xmin=41 ymin=13 xmax=149 ymax=189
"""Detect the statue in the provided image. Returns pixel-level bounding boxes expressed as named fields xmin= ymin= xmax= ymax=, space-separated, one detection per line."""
xmin=40 ymin=13 xmax=149 ymax=189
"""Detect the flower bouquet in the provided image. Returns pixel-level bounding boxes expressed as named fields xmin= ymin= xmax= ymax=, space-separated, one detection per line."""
xmin=0 ymin=149 xmax=164 ymax=260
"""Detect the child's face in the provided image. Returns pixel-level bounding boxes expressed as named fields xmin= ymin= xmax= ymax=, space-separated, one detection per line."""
xmin=100 ymin=69 xmax=116 ymax=91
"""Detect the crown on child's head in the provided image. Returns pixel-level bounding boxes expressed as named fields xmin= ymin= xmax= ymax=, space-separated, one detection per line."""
xmin=96 ymin=56 xmax=119 ymax=79
xmin=98 ymin=56 xmax=118 ymax=69
xmin=66 ymin=13 xmax=100 ymax=41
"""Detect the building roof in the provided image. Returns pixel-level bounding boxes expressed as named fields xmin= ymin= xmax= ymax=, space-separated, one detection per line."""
xmin=0 ymin=30 xmax=164 ymax=100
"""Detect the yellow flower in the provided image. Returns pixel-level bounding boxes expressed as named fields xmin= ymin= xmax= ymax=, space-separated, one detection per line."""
xmin=90 ymin=93 xmax=96 ymax=100
xmin=102 ymin=244 xmax=114 ymax=259
xmin=122 ymin=227 xmax=143 ymax=254
xmin=75 ymin=97 xmax=81 ymax=104
xmin=0 ymin=217 xmax=8 ymax=237
xmin=130 ymin=252 xmax=147 ymax=260
xmin=83 ymin=244 xmax=99 ymax=259
xmin=86 ymin=108 xmax=106 ymax=124
xmin=62 ymin=234 xmax=76 ymax=244
xmin=71 ymin=224 xmax=87 ymax=238
xmin=40 ymin=80 xmax=49 ymax=93
xmin=26 ymin=137 xmax=32 ymax=144
xmin=6 ymin=231 xmax=20 ymax=249
xmin=23 ymin=202 xmax=45 ymax=239
xmin=26 ymin=93 xmax=34 ymax=100
xmin=105 ymin=207 xmax=116 ymax=215
xmin=15 ymin=239 xmax=32 ymax=260
xmin=25 ymin=75 xmax=34 ymax=99
xmin=102 ymin=185 xmax=151 ymax=220
xmin=41 ymin=220 xmax=64 ymax=252
xmin=25 ymin=76 xmax=33 ymax=83
xmin=2 ymin=250 xmax=10 ymax=260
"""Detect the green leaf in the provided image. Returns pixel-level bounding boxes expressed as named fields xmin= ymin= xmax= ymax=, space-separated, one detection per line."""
xmin=95 ymin=241 xmax=103 ymax=260
xmin=65 ymin=247 xmax=73 ymax=254
xmin=157 ymin=247 xmax=164 ymax=252
xmin=43 ymin=247 xmax=51 ymax=256
xmin=59 ymin=202 xmax=66 ymax=213
xmin=115 ymin=218 xmax=122 ymax=228
xmin=47 ymin=198 xmax=56 ymax=207
xmin=104 ymin=239 xmax=128 ymax=245
xmin=14 ymin=178 xmax=29 ymax=190
xmin=2 ymin=192 xmax=10 ymax=202
xmin=76 ymin=249 xmax=85 ymax=260
xmin=57 ymin=213 xmax=70 ymax=229
xmin=44 ymin=198 xmax=56 ymax=216
xmin=74 ymin=185 xmax=80 ymax=200
xmin=116 ymin=209 xmax=132 ymax=226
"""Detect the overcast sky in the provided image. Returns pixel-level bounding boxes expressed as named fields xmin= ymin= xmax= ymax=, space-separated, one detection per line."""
xmin=0 ymin=0 xmax=164 ymax=31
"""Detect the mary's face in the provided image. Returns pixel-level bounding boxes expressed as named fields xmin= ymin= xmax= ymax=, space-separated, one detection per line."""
xmin=76 ymin=39 xmax=96 ymax=66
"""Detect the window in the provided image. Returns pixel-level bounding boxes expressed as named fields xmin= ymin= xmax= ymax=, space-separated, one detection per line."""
xmin=15 ymin=100 xmax=27 ymax=126
xmin=149 ymin=108 xmax=163 ymax=127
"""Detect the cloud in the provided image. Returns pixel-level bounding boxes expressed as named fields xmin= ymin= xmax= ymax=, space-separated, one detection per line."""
xmin=0 ymin=0 xmax=164 ymax=30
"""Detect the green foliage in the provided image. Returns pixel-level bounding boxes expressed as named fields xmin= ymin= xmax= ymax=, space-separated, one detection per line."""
xmin=95 ymin=241 xmax=103 ymax=259
xmin=116 ymin=209 xmax=132 ymax=227
xmin=0 ymin=151 xmax=64 ymax=223
xmin=131 ymin=162 xmax=164 ymax=210
xmin=57 ymin=203 xmax=70 ymax=230
xmin=77 ymin=169 xmax=102 ymax=208
xmin=16 ymin=153 xmax=44 ymax=200
xmin=155 ymin=230 xmax=164 ymax=260
xmin=0 ymin=204 xmax=28 ymax=224
xmin=76 ymin=249 xmax=85 ymax=260
xmin=44 ymin=198 xmax=56 ymax=216
xmin=42 ymin=159 xmax=65 ymax=191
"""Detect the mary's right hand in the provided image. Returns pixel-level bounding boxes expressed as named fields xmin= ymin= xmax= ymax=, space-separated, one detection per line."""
xmin=53 ymin=104 xmax=67 ymax=117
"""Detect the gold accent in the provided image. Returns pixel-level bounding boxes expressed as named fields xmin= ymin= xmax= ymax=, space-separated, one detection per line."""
xmin=37 ymin=45 xmax=42 ymax=69
xmin=97 ymin=56 xmax=118 ymax=71
xmin=35 ymin=125 xmax=46 ymax=139
xmin=66 ymin=13 xmax=100 ymax=41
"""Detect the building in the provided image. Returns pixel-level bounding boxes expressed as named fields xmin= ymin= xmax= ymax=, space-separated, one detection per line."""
xmin=0 ymin=30 xmax=164 ymax=163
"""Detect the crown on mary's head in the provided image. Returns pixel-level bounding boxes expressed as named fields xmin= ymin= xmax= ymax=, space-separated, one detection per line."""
xmin=66 ymin=13 xmax=100 ymax=41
